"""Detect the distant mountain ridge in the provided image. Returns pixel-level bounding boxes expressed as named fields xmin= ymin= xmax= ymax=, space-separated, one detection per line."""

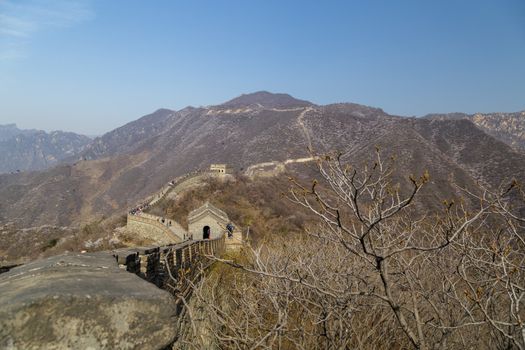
xmin=74 ymin=92 xmax=313 ymax=162
xmin=0 ymin=124 xmax=38 ymax=142
xmin=425 ymin=111 xmax=525 ymax=152
xmin=0 ymin=92 xmax=523 ymax=227
xmin=0 ymin=124 xmax=91 ymax=173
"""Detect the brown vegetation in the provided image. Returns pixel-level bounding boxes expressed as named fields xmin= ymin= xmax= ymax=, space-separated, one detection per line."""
xmin=149 ymin=175 xmax=312 ymax=242
xmin=177 ymin=150 xmax=525 ymax=349
xmin=3 ymin=94 xmax=524 ymax=230
xmin=0 ymin=215 xmax=127 ymax=265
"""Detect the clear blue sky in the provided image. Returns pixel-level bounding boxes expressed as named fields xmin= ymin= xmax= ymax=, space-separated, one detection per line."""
xmin=1 ymin=0 xmax=524 ymax=135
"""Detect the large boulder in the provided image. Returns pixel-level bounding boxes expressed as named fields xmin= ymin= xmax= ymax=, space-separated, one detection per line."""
xmin=0 ymin=252 xmax=177 ymax=349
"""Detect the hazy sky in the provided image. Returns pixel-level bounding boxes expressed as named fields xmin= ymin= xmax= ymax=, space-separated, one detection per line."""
xmin=1 ymin=0 xmax=524 ymax=135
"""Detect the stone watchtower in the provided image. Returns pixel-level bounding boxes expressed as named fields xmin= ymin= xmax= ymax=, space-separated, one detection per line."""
xmin=209 ymin=164 xmax=228 ymax=174
xmin=187 ymin=202 xmax=230 ymax=240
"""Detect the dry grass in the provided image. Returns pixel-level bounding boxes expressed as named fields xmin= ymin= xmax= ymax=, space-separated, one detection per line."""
xmin=148 ymin=175 xmax=312 ymax=242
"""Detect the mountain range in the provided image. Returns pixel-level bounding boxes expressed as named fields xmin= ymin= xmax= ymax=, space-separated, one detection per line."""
xmin=0 ymin=124 xmax=91 ymax=174
xmin=0 ymin=91 xmax=523 ymax=228
xmin=425 ymin=111 xmax=525 ymax=152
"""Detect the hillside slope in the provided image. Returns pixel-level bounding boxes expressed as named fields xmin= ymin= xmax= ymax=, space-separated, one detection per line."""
xmin=1 ymin=92 xmax=523 ymax=227
xmin=425 ymin=111 xmax=525 ymax=152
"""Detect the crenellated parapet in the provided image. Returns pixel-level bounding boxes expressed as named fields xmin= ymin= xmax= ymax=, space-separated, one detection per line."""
xmin=113 ymin=236 xmax=225 ymax=312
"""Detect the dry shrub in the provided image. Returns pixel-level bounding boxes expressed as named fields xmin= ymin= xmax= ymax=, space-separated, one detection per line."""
xmin=177 ymin=151 xmax=525 ymax=349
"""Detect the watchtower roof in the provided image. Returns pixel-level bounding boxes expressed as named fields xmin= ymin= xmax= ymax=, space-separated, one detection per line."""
xmin=188 ymin=202 xmax=229 ymax=224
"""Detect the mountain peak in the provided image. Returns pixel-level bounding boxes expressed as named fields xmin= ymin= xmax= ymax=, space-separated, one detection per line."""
xmin=220 ymin=91 xmax=314 ymax=108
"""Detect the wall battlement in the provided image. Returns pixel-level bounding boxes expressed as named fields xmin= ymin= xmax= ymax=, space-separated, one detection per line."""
xmin=113 ymin=236 xmax=225 ymax=312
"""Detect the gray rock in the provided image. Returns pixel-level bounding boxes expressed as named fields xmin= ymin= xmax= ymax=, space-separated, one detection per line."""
xmin=0 ymin=252 xmax=177 ymax=350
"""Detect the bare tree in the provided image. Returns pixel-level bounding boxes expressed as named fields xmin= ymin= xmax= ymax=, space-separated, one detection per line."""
xmin=176 ymin=150 xmax=525 ymax=350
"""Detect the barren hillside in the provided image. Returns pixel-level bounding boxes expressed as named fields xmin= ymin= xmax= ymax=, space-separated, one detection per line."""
xmin=1 ymin=92 xmax=524 ymax=228
xmin=425 ymin=111 xmax=525 ymax=152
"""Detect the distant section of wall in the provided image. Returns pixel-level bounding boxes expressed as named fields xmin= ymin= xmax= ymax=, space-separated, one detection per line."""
xmin=127 ymin=214 xmax=184 ymax=245
xmin=171 ymin=173 xmax=208 ymax=193
xmin=146 ymin=170 xmax=204 ymax=207
xmin=244 ymin=157 xmax=317 ymax=178
xmin=210 ymin=164 xmax=229 ymax=174
xmin=170 ymin=172 xmax=232 ymax=196
xmin=148 ymin=185 xmax=173 ymax=206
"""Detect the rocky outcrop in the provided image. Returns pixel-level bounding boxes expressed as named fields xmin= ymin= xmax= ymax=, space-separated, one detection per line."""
xmin=425 ymin=111 xmax=525 ymax=152
xmin=0 ymin=252 xmax=177 ymax=350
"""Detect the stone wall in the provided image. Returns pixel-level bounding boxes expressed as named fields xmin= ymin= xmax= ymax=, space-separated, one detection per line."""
xmin=244 ymin=157 xmax=317 ymax=178
xmin=166 ymin=172 xmax=234 ymax=201
xmin=113 ymin=236 xmax=225 ymax=312
xmin=126 ymin=171 xmax=214 ymax=244
xmin=127 ymin=214 xmax=183 ymax=244
xmin=127 ymin=168 xmax=237 ymax=244
xmin=225 ymin=230 xmax=243 ymax=252
xmin=150 ymin=170 xmax=205 ymax=204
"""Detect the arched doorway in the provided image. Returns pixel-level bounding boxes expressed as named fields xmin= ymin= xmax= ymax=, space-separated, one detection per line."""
xmin=203 ymin=225 xmax=210 ymax=240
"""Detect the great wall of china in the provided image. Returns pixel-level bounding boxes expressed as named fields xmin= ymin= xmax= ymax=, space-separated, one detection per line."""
xmin=125 ymin=158 xmax=318 ymax=247
xmin=244 ymin=156 xmax=317 ymax=177
xmin=113 ymin=236 xmax=226 ymax=312
xmin=125 ymin=164 xmax=241 ymax=248
xmin=0 ymin=236 xmax=226 ymax=349
xmin=0 ymin=165 xmax=236 ymax=349
xmin=0 ymin=160 xmax=318 ymax=348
